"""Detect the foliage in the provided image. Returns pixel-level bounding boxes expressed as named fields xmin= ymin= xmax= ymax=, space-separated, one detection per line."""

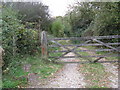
xmin=51 ymin=17 xmax=65 ymax=37
xmin=2 ymin=7 xmax=21 ymax=65
xmin=62 ymin=16 xmax=72 ymax=37
xmin=64 ymin=2 xmax=120 ymax=37
xmin=2 ymin=6 xmax=39 ymax=67
xmin=86 ymin=2 xmax=120 ymax=36
xmin=2 ymin=56 xmax=28 ymax=88
xmin=16 ymin=28 xmax=38 ymax=54
xmin=64 ymin=2 xmax=95 ymax=37
xmin=3 ymin=2 xmax=51 ymax=31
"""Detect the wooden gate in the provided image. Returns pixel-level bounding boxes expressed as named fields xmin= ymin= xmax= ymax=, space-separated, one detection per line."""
xmin=41 ymin=31 xmax=120 ymax=63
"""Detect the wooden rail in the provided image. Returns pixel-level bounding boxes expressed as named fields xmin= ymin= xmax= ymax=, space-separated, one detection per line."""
xmin=49 ymin=54 xmax=119 ymax=58
xmin=58 ymin=61 xmax=119 ymax=64
xmin=49 ymin=43 xmax=120 ymax=47
xmin=50 ymin=49 xmax=119 ymax=53
xmin=48 ymin=35 xmax=120 ymax=40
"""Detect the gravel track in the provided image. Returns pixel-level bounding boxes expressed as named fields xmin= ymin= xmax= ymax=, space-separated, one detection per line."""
xmin=41 ymin=63 xmax=86 ymax=88
xmin=40 ymin=52 xmax=86 ymax=88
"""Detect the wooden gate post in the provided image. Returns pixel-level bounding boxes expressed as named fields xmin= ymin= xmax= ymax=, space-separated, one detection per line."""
xmin=41 ymin=31 xmax=48 ymax=59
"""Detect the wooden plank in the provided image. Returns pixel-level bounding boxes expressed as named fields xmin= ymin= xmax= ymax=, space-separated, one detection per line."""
xmin=93 ymin=57 xmax=104 ymax=63
xmin=48 ymin=35 xmax=120 ymax=41
xmin=49 ymin=43 xmax=120 ymax=47
xmin=49 ymin=54 xmax=119 ymax=58
xmin=58 ymin=61 xmax=119 ymax=64
xmin=50 ymin=49 xmax=117 ymax=53
xmin=93 ymin=39 xmax=120 ymax=52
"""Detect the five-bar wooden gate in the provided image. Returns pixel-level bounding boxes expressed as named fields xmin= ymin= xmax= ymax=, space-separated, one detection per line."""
xmin=41 ymin=31 xmax=120 ymax=63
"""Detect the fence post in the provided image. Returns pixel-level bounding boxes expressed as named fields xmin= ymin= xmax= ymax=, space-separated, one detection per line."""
xmin=41 ymin=31 xmax=48 ymax=59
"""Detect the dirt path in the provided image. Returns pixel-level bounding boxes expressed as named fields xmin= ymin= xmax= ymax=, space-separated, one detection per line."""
xmin=26 ymin=52 xmax=86 ymax=88
xmin=40 ymin=52 xmax=86 ymax=88
xmin=79 ymin=47 xmax=118 ymax=88
xmin=41 ymin=63 xmax=86 ymax=88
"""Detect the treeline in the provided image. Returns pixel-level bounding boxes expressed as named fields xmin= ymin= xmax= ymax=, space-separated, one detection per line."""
xmin=50 ymin=2 xmax=120 ymax=37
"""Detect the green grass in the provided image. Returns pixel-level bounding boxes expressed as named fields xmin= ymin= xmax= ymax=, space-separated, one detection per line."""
xmin=96 ymin=51 xmax=118 ymax=61
xmin=90 ymin=85 xmax=108 ymax=88
xmin=58 ymin=40 xmax=71 ymax=45
xmin=26 ymin=56 xmax=63 ymax=79
xmin=77 ymin=46 xmax=111 ymax=88
xmin=2 ymin=55 xmax=63 ymax=88
xmin=3 ymin=56 xmax=29 ymax=88
xmin=80 ymin=62 xmax=110 ymax=88
xmin=77 ymin=47 xmax=96 ymax=62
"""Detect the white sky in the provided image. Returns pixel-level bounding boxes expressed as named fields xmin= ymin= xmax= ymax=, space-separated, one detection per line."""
xmin=41 ymin=0 xmax=77 ymax=17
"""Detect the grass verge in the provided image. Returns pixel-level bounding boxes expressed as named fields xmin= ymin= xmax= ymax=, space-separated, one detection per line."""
xmin=79 ymin=62 xmax=110 ymax=88
xmin=78 ymin=46 xmax=111 ymax=88
xmin=2 ymin=55 xmax=63 ymax=88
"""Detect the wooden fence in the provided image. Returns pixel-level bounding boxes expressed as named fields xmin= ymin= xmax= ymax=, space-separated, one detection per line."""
xmin=41 ymin=31 xmax=120 ymax=63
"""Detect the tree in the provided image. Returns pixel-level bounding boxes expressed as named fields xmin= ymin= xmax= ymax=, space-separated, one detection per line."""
xmin=3 ymin=2 xmax=51 ymax=31
xmin=65 ymin=2 xmax=120 ymax=37
xmin=65 ymin=2 xmax=95 ymax=37
xmin=51 ymin=17 xmax=65 ymax=37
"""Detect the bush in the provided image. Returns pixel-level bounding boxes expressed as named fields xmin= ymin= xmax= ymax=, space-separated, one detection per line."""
xmin=2 ymin=7 xmax=39 ymax=68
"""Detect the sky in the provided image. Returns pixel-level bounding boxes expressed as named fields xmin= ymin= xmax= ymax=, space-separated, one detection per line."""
xmin=41 ymin=0 xmax=77 ymax=17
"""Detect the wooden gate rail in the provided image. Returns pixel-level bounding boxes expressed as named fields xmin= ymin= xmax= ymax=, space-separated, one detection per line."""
xmin=49 ymin=54 xmax=119 ymax=58
xmin=49 ymin=43 xmax=120 ymax=47
xmin=48 ymin=35 xmax=120 ymax=40
xmin=50 ymin=48 xmax=119 ymax=53
xmin=58 ymin=61 xmax=119 ymax=64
